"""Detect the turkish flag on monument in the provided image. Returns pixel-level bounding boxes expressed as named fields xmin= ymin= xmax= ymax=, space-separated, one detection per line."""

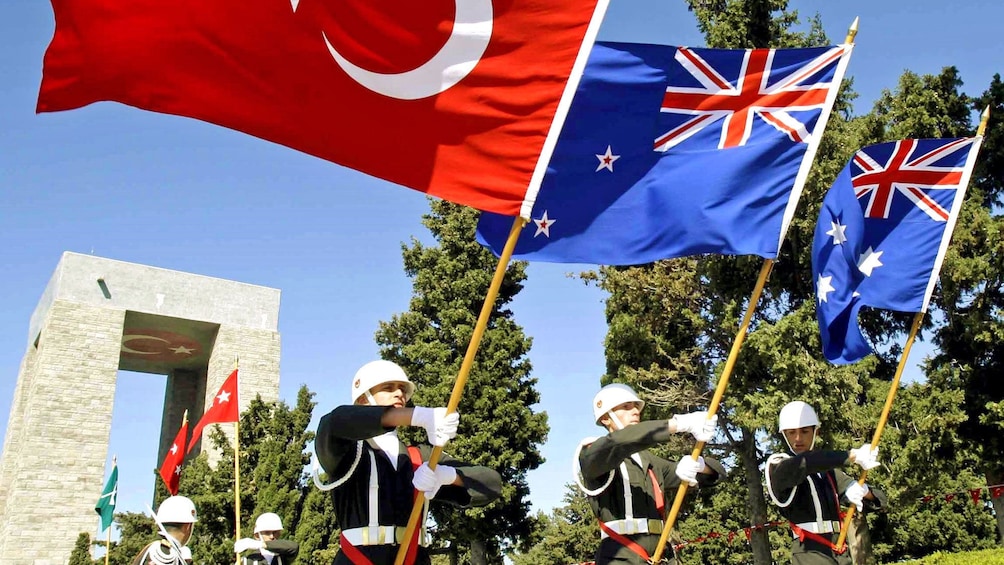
xmin=187 ymin=369 xmax=240 ymax=454
xmin=158 ymin=416 xmax=188 ymax=495
xmin=36 ymin=0 xmax=608 ymax=216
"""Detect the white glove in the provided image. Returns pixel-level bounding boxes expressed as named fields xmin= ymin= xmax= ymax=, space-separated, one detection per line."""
xmin=411 ymin=407 xmax=460 ymax=447
xmin=844 ymin=481 xmax=870 ymax=512
xmin=234 ymin=538 xmax=263 ymax=553
xmin=672 ymin=412 xmax=718 ymax=443
xmin=674 ymin=455 xmax=707 ymax=486
xmin=180 ymin=546 xmax=192 ymax=563
xmin=412 ymin=462 xmax=459 ymax=499
xmin=850 ymin=443 xmax=880 ymax=471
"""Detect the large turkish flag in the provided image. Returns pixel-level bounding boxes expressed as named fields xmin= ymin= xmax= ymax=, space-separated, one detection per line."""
xmin=37 ymin=0 xmax=607 ymax=215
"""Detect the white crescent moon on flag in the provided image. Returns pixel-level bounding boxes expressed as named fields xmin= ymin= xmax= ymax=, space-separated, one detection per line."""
xmin=322 ymin=0 xmax=494 ymax=100
xmin=121 ymin=334 xmax=169 ymax=355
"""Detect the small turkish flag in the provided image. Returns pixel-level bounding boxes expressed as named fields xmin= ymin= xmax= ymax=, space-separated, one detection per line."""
xmin=159 ymin=416 xmax=188 ymax=495
xmin=188 ymin=369 xmax=239 ymax=453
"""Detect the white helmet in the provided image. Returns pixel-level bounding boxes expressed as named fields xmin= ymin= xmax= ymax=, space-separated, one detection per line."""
xmin=778 ymin=401 xmax=820 ymax=431
xmin=254 ymin=512 xmax=283 ymax=533
xmin=157 ymin=496 xmax=198 ymax=524
xmin=351 ymin=360 xmax=416 ymax=404
xmin=592 ymin=383 xmax=644 ymax=425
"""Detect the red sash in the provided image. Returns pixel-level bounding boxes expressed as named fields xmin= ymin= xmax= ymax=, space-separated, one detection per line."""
xmin=788 ymin=471 xmax=848 ymax=555
xmin=788 ymin=523 xmax=848 ymax=555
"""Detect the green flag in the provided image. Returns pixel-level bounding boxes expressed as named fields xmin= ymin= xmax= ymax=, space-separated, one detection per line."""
xmin=95 ymin=461 xmax=117 ymax=532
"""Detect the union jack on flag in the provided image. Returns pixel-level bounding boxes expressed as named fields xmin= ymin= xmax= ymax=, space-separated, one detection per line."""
xmin=853 ymin=138 xmax=973 ymax=220
xmin=656 ymin=45 xmax=849 ymax=151
xmin=477 ymin=42 xmax=854 ymax=265
xmin=811 ymin=137 xmax=984 ymax=363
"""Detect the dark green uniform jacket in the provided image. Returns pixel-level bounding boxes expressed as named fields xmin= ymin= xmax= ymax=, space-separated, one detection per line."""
xmin=242 ymin=539 xmax=299 ymax=565
xmin=765 ymin=450 xmax=887 ymax=565
xmin=577 ymin=420 xmax=726 ymax=565
xmin=315 ymin=405 xmax=502 ymax=565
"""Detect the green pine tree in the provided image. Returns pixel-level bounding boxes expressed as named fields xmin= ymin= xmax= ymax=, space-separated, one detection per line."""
xmin=926 ymin=71 xmax=1004 ymax=544
xmin=508 ymin=484 xmax=599 ymax=565
xmin=104 ymin=511 xmax=155 ymax=565
xmin=68 ymin=533 xmax=93 ymax=565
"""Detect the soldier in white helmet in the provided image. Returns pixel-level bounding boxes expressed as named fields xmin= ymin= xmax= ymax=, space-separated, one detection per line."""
xmin=765 ymin=400 xmax=886 ymax=564
xmin=130 ymin=495 xmax=197 ymax=565
xmin=574 ymin=383 xmax=725 ymax=565
xmin=314 ymin=360 xmax=502 ymax=565
xmin=234 ymin=512 xmax=299 ymax=564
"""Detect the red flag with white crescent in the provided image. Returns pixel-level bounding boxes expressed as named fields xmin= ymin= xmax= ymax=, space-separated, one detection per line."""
xmin=37 ymin=0 xmax=609 ymax=216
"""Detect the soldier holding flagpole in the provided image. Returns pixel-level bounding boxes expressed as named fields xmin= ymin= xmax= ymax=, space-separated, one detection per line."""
xmin=765 ymin=401 xmax=886 ymax=564
xmin=314 ymin=360 xmax=502 ymax=565
xmin=574 ymin=383 xmax=725 ymax=565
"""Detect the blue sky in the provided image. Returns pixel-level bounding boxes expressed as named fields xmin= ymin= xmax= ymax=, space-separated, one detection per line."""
xmin=1 ymin=0 xmax=1000 ymax=537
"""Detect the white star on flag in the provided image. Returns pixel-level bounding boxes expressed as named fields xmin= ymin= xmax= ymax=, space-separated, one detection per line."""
xmin=170 ymin=345 xmax=195 ymax=355
xmin=169 ymin=443 xmax=178 ymax=455
xmin=533 ymin=211 xmax=556 ymax=238
xmin=174 ymin=465 xmax=182 ymax=476
xmin=216 ymin=389 xmax=231 ymax=404
xmin=826 ymin=220 xmax=847 ymax=245
xmin=857 ymin=246 xmax=884 ymax=276
xmin=595 ymin=145 xmax=620 ymax=172
xmin=816 ymin=274 xmax=835 ymax=304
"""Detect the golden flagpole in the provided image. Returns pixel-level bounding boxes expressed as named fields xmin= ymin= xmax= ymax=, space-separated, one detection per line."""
xmin=833 ymin=105 xmax=991 ymax=552
xmin=650 ymin=259 xmax=773 ymax=562
xmin=393 ymin=216 xmax=526 ymax=565
xmin=233 ymin=357 xmax=241 ymax=565
xmin=832 ymin=312 xmax=921 ymax=551
xmin=650 ymin=19 xmax=861 ymax=563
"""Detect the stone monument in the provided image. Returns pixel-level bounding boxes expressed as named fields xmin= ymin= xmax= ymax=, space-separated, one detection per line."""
xmin=0 ymin=252 xmax=281 ymax=565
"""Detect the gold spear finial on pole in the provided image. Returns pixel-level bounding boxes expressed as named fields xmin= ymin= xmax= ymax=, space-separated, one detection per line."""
xmin=847 ymin=17 xmax=860 ymax=44
xmin=977 ymin=106 xmax=991 ymax=136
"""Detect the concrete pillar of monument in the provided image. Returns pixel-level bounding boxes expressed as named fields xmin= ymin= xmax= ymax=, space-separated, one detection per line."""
xmin=160 ymin=368 xmax=205 ymax=462
xmin=0 ymin=301 xmax=123 ymax=565
xmin=0 ymin=252 xmax=281 ymax=565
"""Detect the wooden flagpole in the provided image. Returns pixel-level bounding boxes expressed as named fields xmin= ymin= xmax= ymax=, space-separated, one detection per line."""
xmin=393 ymin=216 xmax=526 ymax=565
xmin=650 ymin=19 xmax=862 ymax=563
xmin=233 ymin=357 xmax=241 ymax=565
xmin=833 ymin=105 xmax=991 ymax=552
xmin=650 ymin=258 xmax=773 ymax=562
xmin=832 ymin=312 xmax=921 ymax=551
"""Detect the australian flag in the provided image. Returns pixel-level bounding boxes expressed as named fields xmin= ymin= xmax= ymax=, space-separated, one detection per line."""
xmin=812 ymin=138 xmax=983 ymax=364
xmin=476 ymin=41 xmax=852 ymax=265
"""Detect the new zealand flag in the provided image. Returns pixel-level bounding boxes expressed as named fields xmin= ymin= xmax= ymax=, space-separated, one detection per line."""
xmin=477 ymin=41 xmax=851 ymax=265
